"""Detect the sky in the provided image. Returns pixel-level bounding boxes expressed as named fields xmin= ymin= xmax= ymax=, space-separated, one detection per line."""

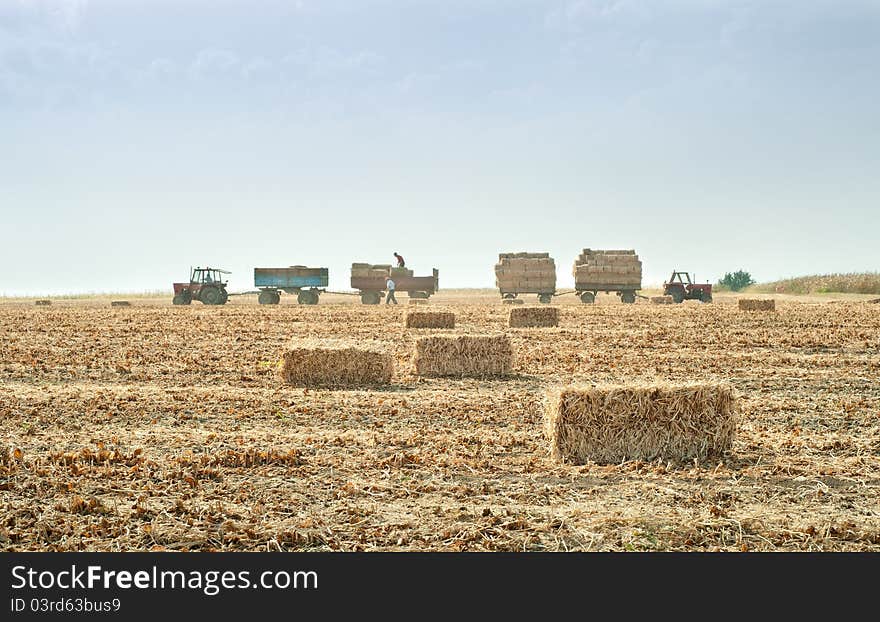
xmin=1 ymin=0 xmax=878 ymax=296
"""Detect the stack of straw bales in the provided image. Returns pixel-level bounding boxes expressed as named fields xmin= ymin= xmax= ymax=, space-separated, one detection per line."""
xmin=406 ymin=311 xmax=455 ymax=329
xmin=495 ymin=253 xmax=556 ymax=293
xmin=544 ymin=384 xmax=738 ymax=464
xmin=279 ymin=339 xmax=393 ymax=388
xmin=738 ymin=299 xmax=776 ymax=312
xmin=509 ymin=307 xmax=559 ymax=328
xmin=351 ymin=263 xmax=394 ymax=279
xmin=572 ymin=249 xmax=642 ymax=288
xmin=651 ymin=296 xmax=674 ymax=305
xmin=414 ymin=335 xmax=513 ymax=377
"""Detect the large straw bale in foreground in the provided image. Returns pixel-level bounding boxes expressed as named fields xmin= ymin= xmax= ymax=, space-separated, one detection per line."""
xmin=406 ymin=311 xmax=455 ymax=329
xmin=414 ymin=335 xmax=513 ymax=377
xmin=545 ymin=384 xmax=737 ymax=464
xmin=280 ymin=339 xmax=393 ymax=388
xmin=509 ymin=307 xmax=559 ymax=328
xmin=738 ymin=299 xmax=776 ymax=312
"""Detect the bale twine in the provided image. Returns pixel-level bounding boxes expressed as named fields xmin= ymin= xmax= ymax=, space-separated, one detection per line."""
xmin=651 ymin=296 xmax=674 ymax=305
xmin=405 ymin=312 xmax=455 ymax=329
xmin=413 ymin=335 xmax=513 ymax=378
xmin=279 ymin=339 xmax=393 ymax=388
xmin=544 ymin=384 xmax=738 ymax=464
xmin=738 ymin=299 xmax=776 ymax=312
xmin=509 ymin=307 xmax=559 ymax=328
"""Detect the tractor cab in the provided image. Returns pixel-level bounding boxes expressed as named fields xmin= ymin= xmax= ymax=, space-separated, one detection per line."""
xmin=663 ymin=271 xmax=713 ymax=304
xmin=191 ymin=267 xmax=229 ymax=287
xmin=173 ymin=267 xmax=231 ymax=306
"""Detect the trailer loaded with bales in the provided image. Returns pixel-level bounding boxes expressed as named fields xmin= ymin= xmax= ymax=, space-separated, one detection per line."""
xmin=351 ymin=263 xmax=440 ymax=305
xmin=573 ymin=249 xmax=642 ymax=304
xmin=254 ymin=266 xmax=329 ymax=305
xmin=495 ymin=253 xmax=557 ymax=304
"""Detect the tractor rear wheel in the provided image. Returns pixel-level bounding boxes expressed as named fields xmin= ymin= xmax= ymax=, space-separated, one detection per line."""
xmin=580 ymin=292 xmax=596 ymax=305
xmin=621 ymin=291 xmax=636 ymax=304
xmin=258 ymin=291 xmax=277 ymax=305
xmin=201 ymin=286 xmax=223 ymax=305
xmin=703 ymin=293 xmax=713 ymax=304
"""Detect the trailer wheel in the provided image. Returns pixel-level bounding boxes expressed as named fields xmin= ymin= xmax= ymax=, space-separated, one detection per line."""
xmin=502 ymin=293 xmax=516 ymax=300
xmin=621 ymin=291 xmax=636 ymax=304
xmin=298 ymin=290 xmax=319 ymax=305
xmin=539 ymin=294 xmax=552 ymax=304
xmin=258 ymin=291 xmax=277 ymax=305
xmin=361 ymin=291 xmax=381 ymax=305
xmin=580 ymin=292 xmax=596 ymax=305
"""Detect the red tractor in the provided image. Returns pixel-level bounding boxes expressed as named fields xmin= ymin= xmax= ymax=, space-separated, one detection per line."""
xmin=172 ymin=267 xmax=231 ymax=306
xmin=663 ymin=271 xmax=713 ymax=303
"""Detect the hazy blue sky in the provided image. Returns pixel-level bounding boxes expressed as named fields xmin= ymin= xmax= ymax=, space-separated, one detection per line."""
xmin=1 ymin=0 xmax=878 ymax=295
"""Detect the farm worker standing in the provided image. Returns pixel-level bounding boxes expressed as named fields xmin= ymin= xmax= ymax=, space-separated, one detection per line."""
xmin=394 ymin=252 xmax=406 ymax=268
xmin=385 ymin=276 xmax=398 ymax=305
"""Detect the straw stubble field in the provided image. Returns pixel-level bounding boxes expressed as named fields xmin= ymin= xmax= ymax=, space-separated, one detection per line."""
xmin=1 ymin=293 xmax=879 ymax=551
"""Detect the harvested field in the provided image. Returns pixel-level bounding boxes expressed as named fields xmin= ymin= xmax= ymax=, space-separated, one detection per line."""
xmin=545 ymin=384 xmax=737 ymax=464
xmin=509 ymin=307 xmax=559 ymax=328
xmin=279 ymin=339 xmax=394 ymax=388
xmin=413 ymin=334 xmax=513 ymax=377
xmin=1 ymin=293 xmax=879 ymax=552
xmin=406 ymin=312 xmax=455 ymax=329
xmin=739 ymin=299 xmax=776 ymax=312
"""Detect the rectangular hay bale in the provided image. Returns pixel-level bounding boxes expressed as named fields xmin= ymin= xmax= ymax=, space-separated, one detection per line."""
xmin=651 ymin=296 xmax=674 ymax=305
xmin=280 ymin=339 xmax=393 ymax=388
xmin=509 ymin=306 xmax=559 ymax=328
xmin=111 ymin=301 xmax=131 ymax=307
xmin=35 ymin=300 xmax=52 ymax=306
xmin=738 ymin=299 xmax=776 ymax=311
xmin=545 ymin=384 xmax=738 ymax=464
xmin=414 ymin=335 xmax=513 ymax=377
xmin=406 ymin=311 xmax=455 ymax=329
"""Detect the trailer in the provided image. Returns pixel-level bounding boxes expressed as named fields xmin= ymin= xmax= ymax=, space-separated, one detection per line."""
xmin=495 ymin=253 xmax=557 ymax=304
xmin=351 ymin=268 xmax=439 ymax=305
xmin=573 ymin=249 xmax=643 ymax=304
xmin=254 ymin=267 xmax=329 ymax=305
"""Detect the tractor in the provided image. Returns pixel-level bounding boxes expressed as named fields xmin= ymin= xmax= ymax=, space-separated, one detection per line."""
xmin=663 ymin=271 xmax=713 ymax=304
xmin=172 ymin=267 xmax=231 ymax=306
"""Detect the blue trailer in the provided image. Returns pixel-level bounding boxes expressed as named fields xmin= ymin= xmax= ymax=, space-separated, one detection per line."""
xmin=254 ymin=267 xmax=329 ymax=305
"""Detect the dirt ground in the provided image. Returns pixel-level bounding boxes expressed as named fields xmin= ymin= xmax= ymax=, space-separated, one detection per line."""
xmin=1 ymin=291 xmax=879 ymax=551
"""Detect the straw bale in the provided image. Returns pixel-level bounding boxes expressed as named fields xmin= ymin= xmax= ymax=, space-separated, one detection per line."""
xmin=413 ymin=335 xmax=513 ymax=377
xmin=503 ymin=299 xmax=525 ymax=305
xmin=544 ymin=384 xmax=738 ymax=464
xmin=111 ymin=301 xmax=131 ymax=307
xmin=738 ymin=299 xmax=776 ymax=312
xmin=279 ymin=339 xmax=393 ymax=388
xmin=34 ymin=300 xmax=52 ymax=306
xmin=406 ymin=311 xmax=455 ymax=329
xmin=408 ymin=299 xmax=428 ymax=306
xmin=651 ymin=296 xmax=674 ymax=305
xmin=509 ymin=307 xmax=559 ymax=328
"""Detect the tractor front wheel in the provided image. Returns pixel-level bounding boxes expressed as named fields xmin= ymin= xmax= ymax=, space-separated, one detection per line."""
xmin=172 ymin=294 xmax=190 ymax=306
xmin=703 ymin=293 xmax=713 ymax=304
xmin=201 ymin=286 xmax=223 ymax=306
xmin=668 ymin=289 xmax=684 ymax=304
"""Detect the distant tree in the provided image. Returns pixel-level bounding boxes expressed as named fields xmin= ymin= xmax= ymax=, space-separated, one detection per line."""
xmin=718 ymin=270 xmax=756 ymax=292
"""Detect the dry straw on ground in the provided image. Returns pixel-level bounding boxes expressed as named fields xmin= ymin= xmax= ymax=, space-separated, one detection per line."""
xmin=739 ymin=299 xmax=776 ymax=312
xmin=414 ymin=334 xmax=514 ymax=377
xmin=545 ymin=383 xmax=738 ymax=464
xmin=651 ymin=296 xmax=674 ymax=305
xmin=509 ymin=307 xmax=559 ymax=328
xmin=279 ymin=339 xmax=393 ymax=388
xmin=406 ymin=312 xmax=455 ymax=329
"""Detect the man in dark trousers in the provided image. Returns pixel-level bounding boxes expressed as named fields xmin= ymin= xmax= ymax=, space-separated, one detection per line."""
xmin=394 ymin=252 xmax=405 ymax=268
xmin=385 ymin=276 xmax=398 ymax=305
